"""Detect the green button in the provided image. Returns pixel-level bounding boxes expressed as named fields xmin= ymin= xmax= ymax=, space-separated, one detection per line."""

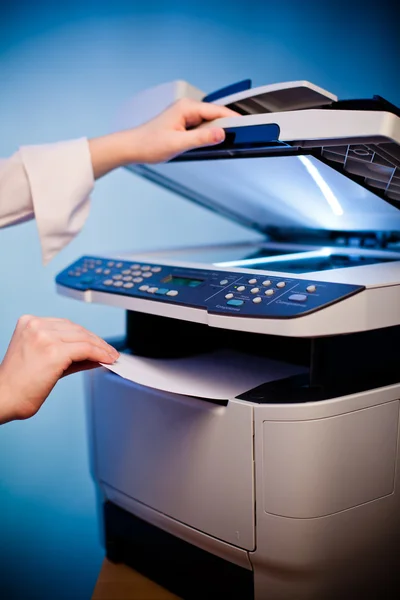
xmin=80 ymin=276 xmax=94 ymax=284
xmin=155 ymin=288 xmax=169 ymax=295
xmin=227 ymin=299 xmax=244 ymax=307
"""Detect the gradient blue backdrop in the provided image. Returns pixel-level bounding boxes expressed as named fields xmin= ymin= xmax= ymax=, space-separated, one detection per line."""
xmin=0 ymin=1 xmax=399 ymax=598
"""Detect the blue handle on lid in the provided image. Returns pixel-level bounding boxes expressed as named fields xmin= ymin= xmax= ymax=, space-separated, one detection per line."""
xmin=203 ymin=79 xmax=252 ymax=103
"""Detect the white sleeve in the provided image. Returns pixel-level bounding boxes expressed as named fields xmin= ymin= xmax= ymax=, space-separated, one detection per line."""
xmin=0 ymin=138 xmax=94 ymax=264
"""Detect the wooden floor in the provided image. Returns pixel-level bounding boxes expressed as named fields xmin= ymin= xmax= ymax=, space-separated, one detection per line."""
xmin=91 ymin=559 xmax=182 ymax=600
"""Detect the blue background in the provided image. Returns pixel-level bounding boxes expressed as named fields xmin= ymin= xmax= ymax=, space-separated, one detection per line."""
xmin=0 ymin=1 xmax=399 ymax=598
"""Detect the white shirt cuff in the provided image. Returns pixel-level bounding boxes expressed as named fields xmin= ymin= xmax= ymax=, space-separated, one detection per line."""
xmin=20 ymin=138 xmax=94 ymax=265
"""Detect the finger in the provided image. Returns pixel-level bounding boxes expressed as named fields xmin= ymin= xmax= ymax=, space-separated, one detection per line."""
xmin=21 ymin=317 xmax=117 ymax=354
xmin=58 ymin=331 xmax=119 ymax=358
xmin=63 ymin=360 xmax=101 ymax=377
xmin=170 ymin=127 xmax=226 ymax=155
xmin=179 ymin=101 xmax=239 ymax=128
xmin=61 ymin=342 xmax=118 ymax=365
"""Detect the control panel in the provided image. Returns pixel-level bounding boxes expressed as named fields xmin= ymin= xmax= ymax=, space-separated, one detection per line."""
xmin=56 ymin=256 xmax=364 ymax=319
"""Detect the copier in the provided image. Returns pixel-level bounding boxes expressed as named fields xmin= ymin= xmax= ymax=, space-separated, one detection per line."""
xmin=56 ymin=80 xmax=400 ymax=599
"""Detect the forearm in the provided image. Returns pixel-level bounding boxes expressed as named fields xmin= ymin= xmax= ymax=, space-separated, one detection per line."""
xmin=88 ymin=129 xmax=143 ymax=179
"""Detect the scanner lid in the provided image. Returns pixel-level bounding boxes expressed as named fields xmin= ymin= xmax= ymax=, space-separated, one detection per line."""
xmin=126 ymin=81 xmax=400 ymax=242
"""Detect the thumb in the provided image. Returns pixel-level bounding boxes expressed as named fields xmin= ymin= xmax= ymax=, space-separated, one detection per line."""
xmin=179 ymin=126 xmax=225 ymax=153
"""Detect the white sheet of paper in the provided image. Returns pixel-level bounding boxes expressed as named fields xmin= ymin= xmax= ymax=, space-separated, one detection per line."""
xmin=101 ymin=350 xmax=306 ymax=400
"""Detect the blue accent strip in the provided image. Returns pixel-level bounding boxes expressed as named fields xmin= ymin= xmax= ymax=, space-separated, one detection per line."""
xmin=223 ymin=124 xmax=280 ymax=145
xmin=203 ymin=79 xmax=252 ymax=103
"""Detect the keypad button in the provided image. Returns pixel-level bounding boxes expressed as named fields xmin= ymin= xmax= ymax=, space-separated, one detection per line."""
xmin=147 ymin=287 xmax=158 ymax=294
xmin=155 ymin=288 xmax=169 ymax=295
xmin=133 ymin=277 xmax=143 ymax=283
xmin=96 ymin=260 xmax=102 ymax=265
xmin=123 ymin=276 xmax=132 ymax=281
xmin=113 ymin=281 xmax=123 ymax=287
xmin=151 ymin=266 xmax=162 ymax=273
xmin=237 ymin=285 xmax=246 ymax=292
xmin=139 ymin=285 xmax=149 ymax=291
xmin=248 ymin=278 xmax=257 ymax=284
xmin=253 ymin=297 xmax=262 ymax=304
xmin=225 ymin=293 xmax=234 ymax=299
xmin=107 ymin=261 xmax=114 ymax=267
xmin=166 ymin=290 xmax=179 ymax=297
xmin=122 ymin=269 xmax=131 ymax=275
xmin=227 ymin=299 xmax=244 ymax=307
xmin=142 ymin=266 xmax=151 ymax=271
xmin=131 ymin=264 xmax=140 ymax=269
xmin=123 ymin=282 xmax=134 ymax=289
xmin=95 ymin=268 xmax=103 ymax=274
xmin=142 ymin=272 xmax=153 ymax=278
xmin=116 ymin=262 xmax=123 ymax=268
xmin=262 ymin=280 xmax=272 ymax=287
xmin=306 ymin=285 xmax=316 ymax=293
xmin=103 ymin=279 xmax=113 ymax=286
xmin=276 ymin=281 xmax=286 ymax=288
xmin=112 ymin=274 xmax=122 ymax=280
xmin=288 ymin=293 xmax=307 ymax=302
xmin=251 ymin=287 xmax=260 ymax=294
xmin=103 ymin=269 xmax=111 ymax=275
xmin=220 ymin=279 xmax=229 ymax=285
xmin=265 ymin=289 xmax=274 ymax=296
xmin=131 ymin=270 xmax=141 ymax=276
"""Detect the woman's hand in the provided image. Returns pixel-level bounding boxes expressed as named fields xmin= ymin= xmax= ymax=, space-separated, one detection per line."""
xmin=0 ymin=315 xmax=119 ymax=424
xmin=89 ymin=98 xmax=239 ymax=178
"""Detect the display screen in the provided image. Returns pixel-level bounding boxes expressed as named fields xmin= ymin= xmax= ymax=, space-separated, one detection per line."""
xmin=162 ymin=275 xmax=203 ymax=287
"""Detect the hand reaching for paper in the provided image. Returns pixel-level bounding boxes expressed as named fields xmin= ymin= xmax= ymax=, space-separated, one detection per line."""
xmin=0 ymin=315 xmax=119 ymax=424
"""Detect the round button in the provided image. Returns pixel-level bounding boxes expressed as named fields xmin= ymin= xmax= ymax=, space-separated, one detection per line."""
xmin=276 ymin=281 xmax=286 ymax=288
xmin=122 ymin=269 xmax=131 ymax=275
xmin=220 ymin=279 xmax=229 ymax=285
xmin=133 ymin=277 xmax=143 ymax=283
xmin=103 ymin=279 xmax=113 ymax=286
xmin=253 ymin=297 xmax=262 ymax=304
xmin=131 ymin=264 xmax=140 ymax=269
xmin=131 ymin=270 xmax=141 ymax=277
xmin=116 ymin=262 xmax=123 ymax=268
xmin=251 ymin=287 xmax=260 ymax=294
xmin=225 ymin=293 xmax=234 ymax=299
xmin=142 ymin=272 xmax=153 ymax=278
xmin=151 ymin=267 xmax=162 ymax=273
xmin=237 ymin=285 xmax=246 ymax=292
xmin=147 ymin=287 xmax=158 ymax=294
xmin=113 ymin=281 xmax=123 ymax=287
xmin=248 ymin=278 xmax=257 ymax=285
xmin=262 ymin=280 xmax=271 ymax=287
xmin=107 ymin=261 xmax=114 ymax=267
xmin=103 ymin=269 xmax=111 ymax=275
xmin=142 ymin=266 xmax=151 ymax=271
xmin=307 ymin=285 xmax=316 ymax=293
xmin=265 ymin=289 xmax=274 ymax=296
xmin=112 ymin=274 xmax=122 ymax=280
xmin=95 ymin=268 xmax=103 ymax=274
xmin=123 ymin=276 xmax=132 ymax=281
xmin=123 ymin=282 xmax=134 ymax=289
xmin=139 ymin=285 xmax=149 ymax=291
xmin=166 ymin=290 xmax=179 ymax=297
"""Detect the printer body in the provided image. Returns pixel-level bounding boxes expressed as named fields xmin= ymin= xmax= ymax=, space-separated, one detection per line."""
xmin=57 ymin=80 xmax=400 ymax=599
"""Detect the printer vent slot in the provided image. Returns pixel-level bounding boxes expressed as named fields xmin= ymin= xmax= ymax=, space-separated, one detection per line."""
xmin=319 ymin=142 xmax=400 ymax=204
